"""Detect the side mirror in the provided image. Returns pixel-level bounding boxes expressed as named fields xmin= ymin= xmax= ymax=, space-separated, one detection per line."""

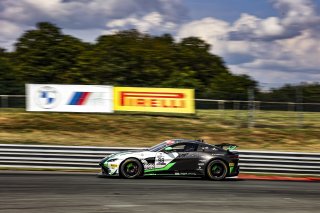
xmin=164 ymin=147 xmax=173 ymax=152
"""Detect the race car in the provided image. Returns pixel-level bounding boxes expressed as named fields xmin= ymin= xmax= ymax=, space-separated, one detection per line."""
xmin=99 ymin=139 xmax=239 ymax=180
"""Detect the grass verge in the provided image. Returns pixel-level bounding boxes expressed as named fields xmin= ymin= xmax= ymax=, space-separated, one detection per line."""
xmin=1 ymin=108 xmax=320 ymax=152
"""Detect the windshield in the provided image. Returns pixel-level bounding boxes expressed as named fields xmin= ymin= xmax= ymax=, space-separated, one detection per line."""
xmin=148 ymin=142 xmax=167 ymax=152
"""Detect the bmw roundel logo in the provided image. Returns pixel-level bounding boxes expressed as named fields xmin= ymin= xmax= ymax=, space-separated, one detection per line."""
xmin=35 ymin=86 xmax=60 ymax=109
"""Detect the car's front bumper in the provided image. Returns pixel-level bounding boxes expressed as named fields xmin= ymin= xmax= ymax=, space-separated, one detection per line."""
xmin=100 ymin=167 xmax=111 ymax=176
xmin=99 ymin=158 xmax=121 ymax=176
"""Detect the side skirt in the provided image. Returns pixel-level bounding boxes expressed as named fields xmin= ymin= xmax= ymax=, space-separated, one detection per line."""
xmin=144 ymin=172 xmax=201 ymax=176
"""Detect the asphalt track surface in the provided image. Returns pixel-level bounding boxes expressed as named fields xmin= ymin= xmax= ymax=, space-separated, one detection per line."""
xmin=0 ymin=172 xmax=319 ymax=213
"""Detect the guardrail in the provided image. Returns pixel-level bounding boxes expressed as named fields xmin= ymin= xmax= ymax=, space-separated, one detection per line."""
xmin=0 ymin=144 xmax=319 ymax=176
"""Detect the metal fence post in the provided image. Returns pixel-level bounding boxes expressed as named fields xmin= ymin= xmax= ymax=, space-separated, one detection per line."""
xmin=233 ymin=101 xmax=241 ymax=127
xmin=296 ymin=86 xmax=304 ymax=128
xmin=0 ymin=95 xmax=9 ymax=108
xmin=248 ymin=89 xmax=255 ymax=128
xmin=218 ymin=100 xmax=225 ymax=118
xmin=288 ymin=102 xmax=295 ymax=111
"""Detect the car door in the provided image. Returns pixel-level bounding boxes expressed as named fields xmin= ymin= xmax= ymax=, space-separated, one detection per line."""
xmin=169 ymin=143 xmax=199 ymax=174
xmin=154 ymin=143 xmax=199 ymax=175
xmin=154 ymin=150 xmax=179 ymax=175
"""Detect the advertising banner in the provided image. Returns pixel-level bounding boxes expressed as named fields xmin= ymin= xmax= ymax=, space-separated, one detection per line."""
xmin=26 ymin=84 xmax=113 ymax=113
xmin=114 ymin=87 xmax=195 ymax=114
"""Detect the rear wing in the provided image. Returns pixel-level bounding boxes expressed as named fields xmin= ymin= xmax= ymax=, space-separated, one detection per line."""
xmin=215 ymin=143 xmax=238 ymax=151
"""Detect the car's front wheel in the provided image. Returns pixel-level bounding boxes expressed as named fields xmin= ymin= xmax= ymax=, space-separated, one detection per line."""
xmin=206 ymin=159 xmax=228 ymax=180
xmin=120 ymin=158 xmax=143 ymax=179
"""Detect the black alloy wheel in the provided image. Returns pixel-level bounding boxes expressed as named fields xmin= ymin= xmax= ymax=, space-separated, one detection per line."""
xmin=206 ymin=159 xmax=228 ymax=180
xmin=120 ymin=158 xmax=143 ymax=178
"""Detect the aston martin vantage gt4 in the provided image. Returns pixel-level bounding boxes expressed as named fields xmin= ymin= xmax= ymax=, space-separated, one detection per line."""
xmin=99 ymin=139 xmax=239 ymax=180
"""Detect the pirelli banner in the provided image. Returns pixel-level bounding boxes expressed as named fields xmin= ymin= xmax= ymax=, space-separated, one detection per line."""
xmin=114 ymin=87 xmax=195 ymax=114
xmin=26 ymin=84 xmax=113 ymax=113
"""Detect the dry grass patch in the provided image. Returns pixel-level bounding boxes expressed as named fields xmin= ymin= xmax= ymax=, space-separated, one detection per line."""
xmin=1 ymin=109 xmax=320 ymax=152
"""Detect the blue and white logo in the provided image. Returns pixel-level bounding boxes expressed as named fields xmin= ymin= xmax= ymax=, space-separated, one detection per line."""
xmin=35 ymin=86 xmax=60 ymax=109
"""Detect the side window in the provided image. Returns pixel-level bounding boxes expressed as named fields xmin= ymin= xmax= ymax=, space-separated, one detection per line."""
xmin=169 ymin=143 xmax=198 ymax=152
xmin=170 ymin=144 xmax=186 ymax=152
xmin=198 ymin=145 xmax=214 ymax=152
xmin=183 ymin=143 xmax=198 ymax=152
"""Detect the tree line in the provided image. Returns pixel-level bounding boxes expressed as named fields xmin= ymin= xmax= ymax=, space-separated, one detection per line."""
xmin=0 ymin=22 xmax=319 ymax=103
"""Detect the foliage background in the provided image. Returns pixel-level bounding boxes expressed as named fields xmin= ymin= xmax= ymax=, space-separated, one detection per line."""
xmin=1 ymin=22 xmax=320 ymax=103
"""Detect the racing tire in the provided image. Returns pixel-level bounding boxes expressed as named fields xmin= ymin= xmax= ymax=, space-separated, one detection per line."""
xmin=120 ymin=158 xmax=143 ymax=179
xmin=206 ymin=159 xmax=228 ymax=181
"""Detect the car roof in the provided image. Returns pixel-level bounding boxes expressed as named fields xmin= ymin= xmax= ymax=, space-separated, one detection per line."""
xmin=164 ymin=139 xmax=212 ymax=146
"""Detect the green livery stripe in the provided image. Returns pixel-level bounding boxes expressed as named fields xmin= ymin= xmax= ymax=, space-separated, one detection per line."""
xmin=145 ymin=162 xmax=176 ymax=173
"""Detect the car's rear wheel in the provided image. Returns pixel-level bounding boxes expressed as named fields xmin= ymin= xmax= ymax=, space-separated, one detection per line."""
xmin=120 ymin=158 xmax=143 ymax=179
xmin=206 ymin=159 xmax=228 ymax=180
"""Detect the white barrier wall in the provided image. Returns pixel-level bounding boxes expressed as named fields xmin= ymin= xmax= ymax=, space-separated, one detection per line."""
xmin=26 ymin=84 xmax=113 ymax=113
xmin=1 ymin=144 xmax=319 ymax=175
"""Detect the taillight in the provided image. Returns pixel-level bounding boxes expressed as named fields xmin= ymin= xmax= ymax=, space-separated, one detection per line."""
xmin=230 ymin=154 xmax=239 ymax=159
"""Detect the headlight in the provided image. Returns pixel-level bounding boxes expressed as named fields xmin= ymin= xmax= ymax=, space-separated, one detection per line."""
xmin=107 ymin=158 xmax=118 ymax=162
xmin=99 ymin=157 xmax=108 ymax=166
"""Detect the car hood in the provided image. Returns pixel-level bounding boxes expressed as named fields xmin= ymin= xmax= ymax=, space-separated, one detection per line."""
xmin=107 ymin=149 xmax=149 ymax=159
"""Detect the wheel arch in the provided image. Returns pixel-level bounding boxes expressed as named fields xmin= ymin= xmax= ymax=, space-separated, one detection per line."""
xmin=119 ymin=157 xmax=144 ymax=177
xmin=205 ymin=157 xmax=229 ymax=175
